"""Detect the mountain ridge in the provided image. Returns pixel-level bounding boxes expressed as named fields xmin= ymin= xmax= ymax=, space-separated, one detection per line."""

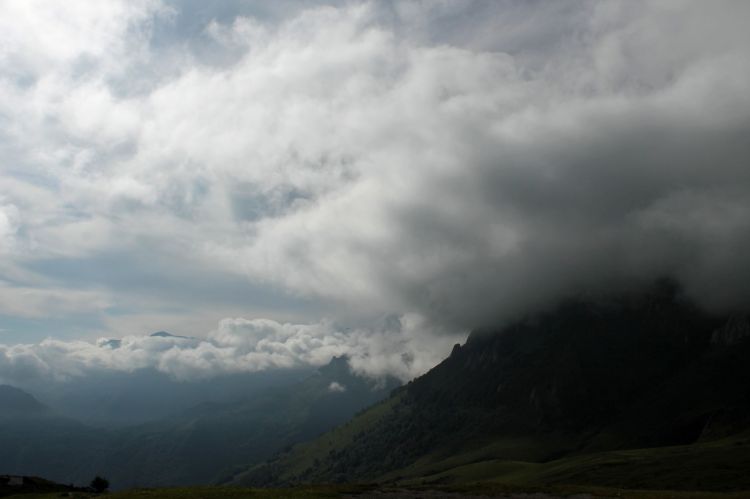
xmin=231 ymin=282 xmax=750 ymax=490
xmin=0 ymin=385 xmax=49 ymax=418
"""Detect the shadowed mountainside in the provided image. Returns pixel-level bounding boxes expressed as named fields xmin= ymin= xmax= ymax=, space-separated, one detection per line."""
xmin=232 ymin=282 xmax=750 ymax=491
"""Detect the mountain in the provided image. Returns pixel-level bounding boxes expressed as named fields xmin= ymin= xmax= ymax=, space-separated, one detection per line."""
xmin=31 ymin=367 xmax=312 ymax=427
xmin=18 ymin=330 xmax=314 ymax=427
xmin=0 ymin=387 xmax=104 ymax=485
xmin=0 ymin=385 xmax=48 ymax=418
xmin=150 ymin=331 xmax=191 ymax=339
xmin=231 ymin=282 xmax=750 ymax=491
xmin=0 ymin=357 xmax=398 ymax=490
xmin=97 ymin=356 xmax=400 ymax=489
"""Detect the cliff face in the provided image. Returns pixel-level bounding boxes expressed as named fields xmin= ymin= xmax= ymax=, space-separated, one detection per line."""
xmin=410 ymin=284 xmax=724 ymax=430
xmin=711 ymin=315 xmax=750 ymax=346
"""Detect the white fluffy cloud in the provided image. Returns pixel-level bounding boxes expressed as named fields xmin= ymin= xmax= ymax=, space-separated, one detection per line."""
xmin=328 ymin=381 xmax=346 ymax=393
xmin=0 ymin=313 xmax=462 ymax=383
xmin=0 ymin=1 xmax=749 ymax=371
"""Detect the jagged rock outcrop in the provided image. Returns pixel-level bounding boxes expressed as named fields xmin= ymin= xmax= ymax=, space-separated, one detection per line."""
xmin=711 ymin=315 xmax=750 ymax=346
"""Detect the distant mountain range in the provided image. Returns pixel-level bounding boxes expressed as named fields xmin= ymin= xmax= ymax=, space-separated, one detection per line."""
xmin=229 ymin=281 xmax=750 ymax=491
xmin=21 ymin=331 xmax=313 ymax=427
xmin=0 ymin=356 xmax=398 ymax=489
xmin=32 ymin=366 xmax=312 ymax=427
xmin=98 ymin=355 xmax=399 ymax=488
xmin=149 ymin=331 xmax=191 ymax=339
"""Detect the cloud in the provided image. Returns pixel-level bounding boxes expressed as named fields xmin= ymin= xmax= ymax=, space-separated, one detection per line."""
xmin=0 ymin=282 xmax=111 ymax=318
xmin=0 ymin=202 xmax=20 ymax=253
xmin=0 ymin=1 xmax=748 ymax=355
xmin=0 ymin=313 xmax=463 ymax=384
xmin=200 ymin=1 xmax=750 ymax=325
xmin=328 ymin=381 xmax=346 ymax=393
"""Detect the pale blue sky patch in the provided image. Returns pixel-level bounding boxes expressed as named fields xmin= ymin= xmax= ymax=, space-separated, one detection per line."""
xmin=0 ymin=313 xmax=107 ymax=344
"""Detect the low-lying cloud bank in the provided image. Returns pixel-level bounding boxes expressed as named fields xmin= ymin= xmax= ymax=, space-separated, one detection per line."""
xmin=0 ymin=314 xmax=463 ymax=384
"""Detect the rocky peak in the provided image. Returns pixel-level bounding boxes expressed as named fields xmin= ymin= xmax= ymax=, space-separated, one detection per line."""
xmin=711 ymin=315 xmax=750 ymax=346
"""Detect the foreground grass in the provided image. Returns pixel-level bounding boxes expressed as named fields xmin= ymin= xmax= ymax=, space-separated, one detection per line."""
xmin=442 ymin=482 xmax=750 ymax=499
xmin=108 ymin=485 xmax=367 ymax=498
xmin=384 ymin=431 xmax=750 ymax=493
xmin=8 ymin=435 xmax=750 ymax=498
xmin=6 ymin=484 xmax=750 ymax=499
xmin=4 ymin=484 xmax=367 ymax=499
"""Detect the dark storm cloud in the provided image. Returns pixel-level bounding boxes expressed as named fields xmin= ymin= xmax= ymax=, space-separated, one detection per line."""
xmin=225 ymin=0 xmax=750 ymax=328
xmin=383 ymin=99 xmax=750 ymax=327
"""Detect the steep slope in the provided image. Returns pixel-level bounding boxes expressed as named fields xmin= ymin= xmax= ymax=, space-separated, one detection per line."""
xmin=233 ymin=283 xmax=750 ymax=489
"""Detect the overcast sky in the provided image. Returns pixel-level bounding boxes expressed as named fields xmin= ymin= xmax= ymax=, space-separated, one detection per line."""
xmin=1 ymin=1 xmax=749 ymax=382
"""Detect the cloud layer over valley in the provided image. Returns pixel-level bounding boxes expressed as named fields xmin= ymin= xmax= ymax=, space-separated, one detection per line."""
xmin=0 ymin=314 xmax=458 ymax=383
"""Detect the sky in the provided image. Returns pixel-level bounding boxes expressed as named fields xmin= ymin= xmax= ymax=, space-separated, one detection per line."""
xmin=1 ymin=0 xmax=749 ymax=383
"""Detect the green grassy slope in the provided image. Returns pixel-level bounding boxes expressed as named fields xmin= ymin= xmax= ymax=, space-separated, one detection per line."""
xmin=236 ymin=425 xmax=750 ymax=492
xmin=228 ymin=392 xmax=405 ymax=485
xmin=395 ymin=431 xmax=750 ymax=492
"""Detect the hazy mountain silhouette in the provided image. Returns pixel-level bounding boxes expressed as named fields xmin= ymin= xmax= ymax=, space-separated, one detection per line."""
xmin=0 ymin=386 xmax=104 ymax=484
xmin=0 ymin=356 xmax=397 ymax=489
xmin=0 ymin=385 xmax=49 ymax=418
xmin=149 ymin=331 xmax=191 ymax=339
xmin=96 ymin=355 xmax=399 ymax=488
xmin=32 ymin=367 xmax=312 ymax=427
